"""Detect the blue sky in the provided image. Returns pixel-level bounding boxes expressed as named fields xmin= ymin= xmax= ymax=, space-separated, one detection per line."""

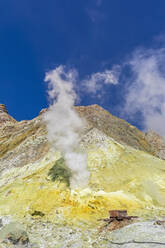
xmin=1 ymin=0 xmax=165 ymax=133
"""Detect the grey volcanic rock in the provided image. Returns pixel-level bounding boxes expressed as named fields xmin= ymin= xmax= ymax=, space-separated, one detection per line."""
xmin=0 ymin=222 xmax=29 ymax=246
xmin=106 ymin=221 xmax=165 ymax=248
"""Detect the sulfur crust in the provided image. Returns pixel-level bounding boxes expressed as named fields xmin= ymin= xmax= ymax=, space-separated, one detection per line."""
xmin=0 ymin=136 xmax=165 ymax=227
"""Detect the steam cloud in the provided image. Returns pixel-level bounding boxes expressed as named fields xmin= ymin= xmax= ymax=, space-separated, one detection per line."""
xmin=82 ymin=67 xmax=120 ymax=96
xmin=43 ymin=65 xmax=90 ymax=188
xmin=123 ymin=46 xmax=165 ymax=137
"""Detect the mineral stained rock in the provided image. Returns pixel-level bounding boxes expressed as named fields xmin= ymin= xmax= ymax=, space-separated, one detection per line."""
xmin=0 ymin=222 xmax=29 ymax=245
xmin=1 ymin=104 xmax=165 ymax=247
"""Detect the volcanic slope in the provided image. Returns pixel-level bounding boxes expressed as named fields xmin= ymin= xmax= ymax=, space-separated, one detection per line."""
xmin=0 ymin=104 xmax=165 ymax=226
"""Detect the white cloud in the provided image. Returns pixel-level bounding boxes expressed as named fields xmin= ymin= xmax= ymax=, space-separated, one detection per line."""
xmin=82 ymin=67 xmax=120 ymax=95
xmin=123 ymin=46 xmax=165 ymax=137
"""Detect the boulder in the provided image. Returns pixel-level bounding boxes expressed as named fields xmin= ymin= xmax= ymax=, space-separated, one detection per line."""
xmin=0 ymin=222 xmax=29 ymax=245
xmin=107 ymin=221 xmax=165 ymax=248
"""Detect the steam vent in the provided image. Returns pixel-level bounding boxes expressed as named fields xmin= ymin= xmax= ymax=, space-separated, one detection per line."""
xmin=1 ymin=104 xmax=165 ymax=247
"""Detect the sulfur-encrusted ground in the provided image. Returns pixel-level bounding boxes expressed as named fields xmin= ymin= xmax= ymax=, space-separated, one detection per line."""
xmin=1 ymin=104 xmax=165 ymax=247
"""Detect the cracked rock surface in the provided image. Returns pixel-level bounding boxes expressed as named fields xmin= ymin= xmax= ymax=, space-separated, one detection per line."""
xmin=106 ymin=221 xmax=165 ymax=247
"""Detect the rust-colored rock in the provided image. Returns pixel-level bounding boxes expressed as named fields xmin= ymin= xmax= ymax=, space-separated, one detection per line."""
xmin=99 ymin=210 xmax=138 ymax=232
xmin=107 ymin=218 xmax=134 ymax=231
xmin=109 ymin=210 xmax=127 ymax=218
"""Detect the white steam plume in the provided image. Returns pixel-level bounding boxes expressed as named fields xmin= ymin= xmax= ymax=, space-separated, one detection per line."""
xmin=43 ymin=65 xmax=90 ymax=188
xmin=123 ymin=46 xmax=165 ymax=137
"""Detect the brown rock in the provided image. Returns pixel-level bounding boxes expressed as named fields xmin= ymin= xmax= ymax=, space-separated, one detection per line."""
xmin=39 ymin=108 xmax=48 ymax=115
xmin=0 ymin=104 xmax=165 ymax=175
xmin=0 ymin=104 xmax=16 ymax=124
xmin=145 ymin=130 xmax=165 ymax=160
xmin=0 ymin=104 xmax=8 ymax=113
xmin=107 ymin=218 xmax=134 ymax=231
xmin=75 ymin=105 xmax=154 ymax=155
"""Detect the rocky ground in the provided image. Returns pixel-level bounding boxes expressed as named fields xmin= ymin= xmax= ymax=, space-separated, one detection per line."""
xmin=1 ymin=217 xmax=165 ymax=247
xmin=1 ymin=104 xmax=165 ymax=247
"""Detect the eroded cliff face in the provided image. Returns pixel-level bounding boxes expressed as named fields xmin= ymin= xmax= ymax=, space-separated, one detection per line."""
xmin=1 ymin=104 xmax=165 ymax=246
xmin=0 ymin=104 xmax=49 ymax=172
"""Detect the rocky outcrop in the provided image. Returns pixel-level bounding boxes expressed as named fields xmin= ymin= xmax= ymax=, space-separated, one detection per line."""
xmin=76 ymin=105 xmax=154 ymax=154
xmin=0 ymin=104 xmax=50 ymax=173
xmin=41 ymin=104 xmax=163 ymax=158
xmin=0 ymin=104 xmax=8 ymax=113
xmin=0 ymin=222 xmax=29 ymax=246
xmin=145 ymin=129 xmax=165 ymax=160
xmin=106 ymin=221 xmax=165 ymax=248
xmin=0 ymin=104 xmax=16 ymax=124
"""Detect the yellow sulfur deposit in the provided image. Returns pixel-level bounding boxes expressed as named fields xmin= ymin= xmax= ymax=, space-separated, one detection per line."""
xmin=0 ymin=136 xmax=165 ymax=226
